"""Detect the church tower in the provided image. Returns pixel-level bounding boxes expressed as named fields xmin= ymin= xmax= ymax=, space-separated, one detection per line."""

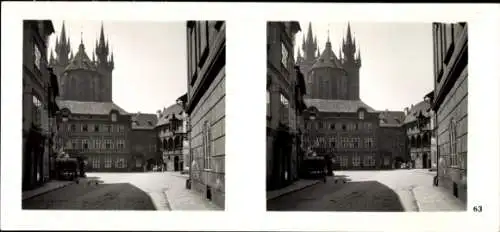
xmin=297 ymin=22 xmax=320 ymax=96
xmin=95 ymin=23 xmax=114 ymax=102
xmin=50 ymin=21 xmax=72 ymax=98
xmin=341 ymin=22 xmax=362 ymax=100
xmin=49 ymin=21 xmax=115 ymax=102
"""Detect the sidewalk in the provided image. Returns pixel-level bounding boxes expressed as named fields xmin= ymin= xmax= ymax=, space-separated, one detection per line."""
xmin=411 ymin=185 xmax=466 ymax=211
xmin=22 ymin=180 xmax=75 ymax=200
xmin=267 ymin=179 xmax=321 ymax=201
xmin=164 ymin=175 xmax=223 ymax=211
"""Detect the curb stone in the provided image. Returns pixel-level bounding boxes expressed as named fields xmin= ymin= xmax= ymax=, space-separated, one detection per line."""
xmin=22 ymin=181 xmax=76 ymax=201
xmin=267 ymin=180 xmax=322 ymax=201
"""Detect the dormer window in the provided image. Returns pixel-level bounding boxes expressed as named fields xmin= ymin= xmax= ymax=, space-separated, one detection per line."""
xmin=111 ymin=113 xmax=117 ymax=122
xmin=358 ymin=110 xmax=365 ymax=120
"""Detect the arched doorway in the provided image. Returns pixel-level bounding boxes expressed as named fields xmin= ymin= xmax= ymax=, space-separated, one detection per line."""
xmin=174 ymin=156 xmax=180 ymax=172
xmin=393 ymin=156 xmax=404 ymax=169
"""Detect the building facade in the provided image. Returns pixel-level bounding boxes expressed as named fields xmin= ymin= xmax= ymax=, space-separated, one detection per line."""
xmin=303 ymin=101 xmax=381 ymax=170
xmin=156 ymin=101 xmax=187 ymax=172
xmin=55 ymin=101 xmax=131 ymax=172
xmin=22 ymin=20 xmax=58 ymax=190
xmin=130 ymin=112 xmax=159 ymax=172
xmin=266 ymin=21 xmax=304 ymax=190
xmin=185 ymin=21 xmax=226 ymax=209
xmin=432 ymin=22 xmax=468 ymax=204
xmin=403 ymin=98 xmax=432 ymax=169
xmin=377 ymin=110 xmax=406 ymax=169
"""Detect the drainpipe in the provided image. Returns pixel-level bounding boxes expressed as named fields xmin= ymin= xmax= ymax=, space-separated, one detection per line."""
xmin=434 ymin=111 xmax=439 ymax=186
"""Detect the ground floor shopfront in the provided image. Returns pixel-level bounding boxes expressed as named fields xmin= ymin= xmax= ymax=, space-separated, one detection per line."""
xmin=22 ymin=128 xmax=51 ymax=190
xmin=266 ymin=126 xmax=301 ymax=191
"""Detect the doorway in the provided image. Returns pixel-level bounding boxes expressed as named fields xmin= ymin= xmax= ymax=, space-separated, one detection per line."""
xmin=174 ymin=156 xmax=180 ymax=172
xmin=422 ymin=153 xmax=429 ymax=169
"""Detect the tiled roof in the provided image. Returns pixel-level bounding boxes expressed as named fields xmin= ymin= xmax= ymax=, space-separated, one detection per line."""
xmin=305 ymin=98 xmax=376 ymax=113
xmin=131 ymin=113 xmax=158 ymax=130
xmin=312 ymin=41 xmax=343 ymax=70
xmin=403 ymin=100 xmax=431 ymax=124
xmin=379 ymin=110 xmax=405 ymax=127
xmin=57 ymin=100 xmax=128 ymax=115
xmin=156 ymin=103 xmax=186 ymax=127
xmin=65 ymin=42 xmax=97 ymax=72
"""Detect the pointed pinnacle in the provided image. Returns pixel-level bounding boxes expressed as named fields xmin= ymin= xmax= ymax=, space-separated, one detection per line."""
xmin=346 ymin=22 xmax=353 ymax=43
xmin=99 ymin=21 xmax=106 ymax=45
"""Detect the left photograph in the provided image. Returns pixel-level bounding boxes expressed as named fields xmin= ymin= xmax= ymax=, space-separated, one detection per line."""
xmin=22 ymin=20 xmax=225 ymax=210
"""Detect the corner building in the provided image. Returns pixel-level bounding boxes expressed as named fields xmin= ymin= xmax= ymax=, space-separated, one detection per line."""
xmin=22 ymin=20 xmax=58 ymax=190
xmin=185 ymin=21 xmax=226 ymax=209
xmin=266 ymin=22 xmax=305 ymax=190
xmin=432 ymin=22 xmax=468 ymax=204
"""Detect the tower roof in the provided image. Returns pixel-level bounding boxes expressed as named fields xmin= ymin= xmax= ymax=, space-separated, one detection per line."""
xmin=64 ymin=40 xmax=97 ymax=72
xmin=312 ymin=40 xmax=343 ymax=69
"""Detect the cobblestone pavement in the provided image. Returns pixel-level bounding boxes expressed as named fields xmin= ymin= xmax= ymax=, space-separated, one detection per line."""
xmin=267 ymin=169 xmax=463 ymax=212
xmin=22 ymin=177 xmax=156 ymax=210
xmin=22 ymin=172 xmax=221 ymax=211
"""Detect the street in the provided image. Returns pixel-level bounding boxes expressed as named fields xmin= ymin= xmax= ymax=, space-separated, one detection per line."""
xmin=267 ymin=169 xmax=465 ymax=212
xmin=22 ymin=172 xmax=215 ymax=210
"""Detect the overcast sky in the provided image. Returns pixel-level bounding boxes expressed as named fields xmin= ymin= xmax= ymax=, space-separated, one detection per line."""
xmin=48 ymin=20 xmax=187 ymax=115
xmin=296 ymin=22 xmax=434 ymax=111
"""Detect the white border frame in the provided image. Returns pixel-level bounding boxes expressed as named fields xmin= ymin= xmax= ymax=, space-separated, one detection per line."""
xmin=2 ymin=2 xmax=500 ymax=231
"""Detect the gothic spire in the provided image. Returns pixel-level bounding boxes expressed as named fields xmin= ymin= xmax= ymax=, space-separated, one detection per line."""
xmin=346 ymin=21 xmax=353 ymax=44
xmin=99 ymin=21 xmax=106 ymax=45
xmin=60 ymin=21 xmax=67 ymax=44
xmin=306 ymin=22 xmax=313 ymax=44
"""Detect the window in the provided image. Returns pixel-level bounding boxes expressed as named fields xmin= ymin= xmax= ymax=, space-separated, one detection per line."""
xmin=359 ymin=111 xmax=365 ymax=120
xmin=117 ymin=140 xmax=125 ymax=150
xmin=106 ymin=125 xmax=112 ymax=132
xmin=281 ymin=42 xmax=288 ymax=68
xmin=136 ymin=159 xmax=142 ymax=168
xmin=104 ymin=156 xmax=112 ymax=168
xmin=330 ymin=123 xmax=335 ymax=130
xmin=449 ymin=119 xmax=458 ymax=166
xmin=94 ymin=124 xmax=99 ymax=132
xmin=280 ymin=93 xmax=289 ymax=124
xmin=363 ymin=155 xmax=376 ymax=167
xmin=364 ymin=137 xmax=375 ymax=149
xmin=353 ymin=137 xmax=360 ymax=148
xmin=266 ymin=89 xmax=271 ymax=117
xmin=105 ymin=140 xmax=111 ymax=149
xmin=96 ymin=139 xmax=102 ymax=150
xmin=92 ymin=158 xmax=100 ymax=169
xmin=71 ymin=124 xmax=77 ymax=132
xmin=82 ymin=140 xmax=89 ymax=150
xmin=340 ymin=156 xmax=349 ymax=168
xmin=115 ymin=158 xmax=127 ymax=168
xmin=342 ymin=124 xmax=346 ymax=131
xmin=203 ymin=121 xmax=211 ymax=169
xmin=32 ymin=95 xmax=42 ymax=127
xmin=352 ymin=154 xmax=361 ymax=167
xmin=34 ymin=43 xmax=42 ymax=71
xmin=111 ymin=113 xmax=117 ymax=122
xmin=82 ymin=124 xmax=88 ymax=132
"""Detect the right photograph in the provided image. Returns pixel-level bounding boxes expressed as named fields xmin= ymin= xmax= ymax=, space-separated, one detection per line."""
xmin=266 ymin=21 xmax=468 ymax=212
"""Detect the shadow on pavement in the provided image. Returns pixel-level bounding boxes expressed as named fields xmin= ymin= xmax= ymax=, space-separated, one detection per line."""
xmin=267 ymin=180 xmax=405 ymax=212
xmin=23 ymin=182 xmax=156 ymax=210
